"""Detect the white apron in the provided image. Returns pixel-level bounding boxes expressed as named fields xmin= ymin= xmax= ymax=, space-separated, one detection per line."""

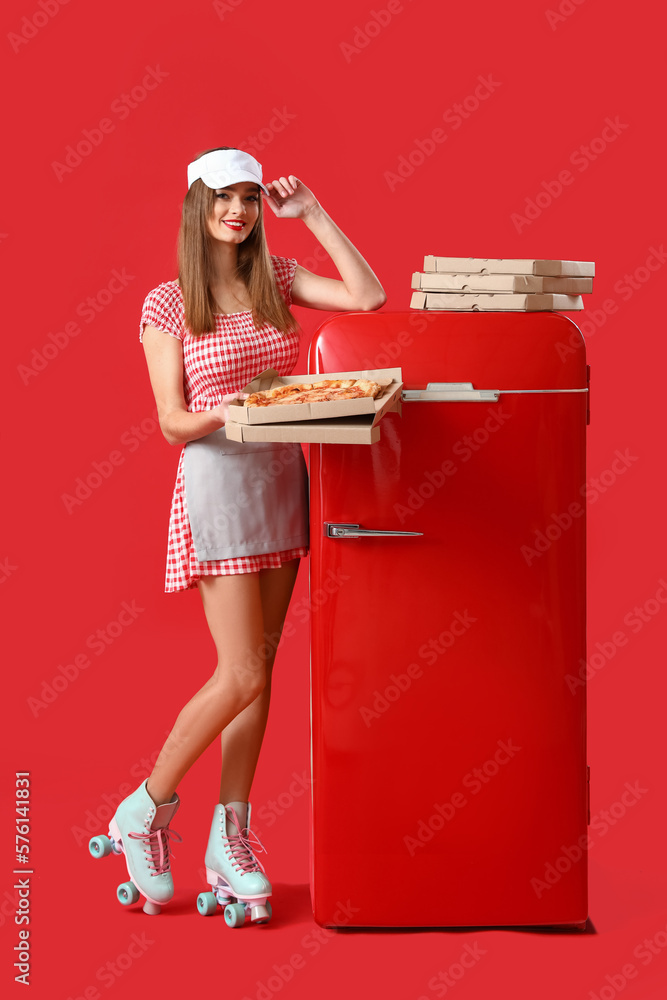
xmin=183 ymin=426 xmax=309 ymax=561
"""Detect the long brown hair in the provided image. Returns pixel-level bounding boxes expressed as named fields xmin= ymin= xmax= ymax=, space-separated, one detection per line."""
xmin=177 ymin=146 xmax=300 ymax=336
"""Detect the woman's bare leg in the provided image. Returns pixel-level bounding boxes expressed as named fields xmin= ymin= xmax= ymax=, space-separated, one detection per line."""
xmin=218 ymin=558 xmax=301 ymax=804
xmin=146 ymin=572 xmax=267 ymax=806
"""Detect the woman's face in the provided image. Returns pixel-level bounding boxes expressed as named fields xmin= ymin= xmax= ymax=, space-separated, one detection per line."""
xmin=206 ymin=181 xmax=261 ymax=244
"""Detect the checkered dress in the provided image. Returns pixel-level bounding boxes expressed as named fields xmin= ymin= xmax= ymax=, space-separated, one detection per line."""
xmin=139 ymin=255 xmax=309 ymax=592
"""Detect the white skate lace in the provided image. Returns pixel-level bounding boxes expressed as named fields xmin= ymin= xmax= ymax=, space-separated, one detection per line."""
xmin=224 ymin=808 xmax=268 ymax=875
xmin=128 ymin=826 xmax=182 ymax=876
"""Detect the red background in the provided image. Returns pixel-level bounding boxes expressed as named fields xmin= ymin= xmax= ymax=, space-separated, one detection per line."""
xmin=2 ymin=0 xmax=665 ymax=997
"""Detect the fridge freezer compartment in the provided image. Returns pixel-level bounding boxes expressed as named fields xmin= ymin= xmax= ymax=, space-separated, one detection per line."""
xmin=226 ymin=367 xmax=403 ymax=424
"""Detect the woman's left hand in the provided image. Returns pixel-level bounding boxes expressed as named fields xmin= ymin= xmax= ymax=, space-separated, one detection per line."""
xmin=263 ymin=175 xmax=320 ymax=220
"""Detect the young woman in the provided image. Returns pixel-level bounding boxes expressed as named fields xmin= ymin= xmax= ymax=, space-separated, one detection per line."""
xmin=88 ymin=147 xmax=386 ymax=924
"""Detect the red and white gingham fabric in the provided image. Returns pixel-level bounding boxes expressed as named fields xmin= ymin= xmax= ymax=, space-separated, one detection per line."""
xmin=139 ymin=255 xmax=308 ymax=592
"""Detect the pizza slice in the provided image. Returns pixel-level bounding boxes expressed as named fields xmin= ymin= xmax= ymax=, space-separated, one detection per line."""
xmin=310 ymin=379 xmax=357 ymax=390
xmin=243 ymin=377 xmax=387 ymax=407
xmin=351 ymin=379 xmax=384 ymax=397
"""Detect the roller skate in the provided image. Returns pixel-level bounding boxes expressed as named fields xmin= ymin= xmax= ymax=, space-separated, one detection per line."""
xmin=88 ymin=779 xmax=181 ymax=915
xmin=196 ymin=801 xmax=272 ymax=927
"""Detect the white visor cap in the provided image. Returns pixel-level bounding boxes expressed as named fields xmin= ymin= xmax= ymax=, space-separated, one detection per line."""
xmin=187 ymin=149 xmax=269 ymax=195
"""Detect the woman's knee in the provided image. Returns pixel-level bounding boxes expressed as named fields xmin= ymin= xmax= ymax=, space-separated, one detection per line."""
xmin=212 ymin=661 xmax=267 ymax=707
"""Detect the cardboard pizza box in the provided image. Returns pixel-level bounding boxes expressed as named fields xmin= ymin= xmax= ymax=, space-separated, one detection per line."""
xmin=423 ymin=256 xmax=595 ymax=277
xmin=411 ymin=272 xmax=593 ymax=294
xmin=226 ymin=368 xmax=403 ymax=425
xmin=223 ymin=368 xmax=403 ymax=445
xmin=224 ymin=413 xmax=389 ymax=445
xmin=410 ymin=291 xmax=584 ymax=311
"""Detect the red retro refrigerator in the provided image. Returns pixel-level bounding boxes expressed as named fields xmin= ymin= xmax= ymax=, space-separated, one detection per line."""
xmin=307 ymin=310 xmax=590 ymax=929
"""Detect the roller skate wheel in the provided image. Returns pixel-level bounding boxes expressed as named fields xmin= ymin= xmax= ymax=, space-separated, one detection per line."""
xmin=117 ymin=881 xmax=140 ymax=906
xmin=224 ymin=902 xmax=247 ymax=928
xmin=250 ymin=903 xmax=271 ymax=924
xmin=197 ymin=892 xmax=218 ymax=916
xmin=88 ymin=835 xmax=113 ymax=859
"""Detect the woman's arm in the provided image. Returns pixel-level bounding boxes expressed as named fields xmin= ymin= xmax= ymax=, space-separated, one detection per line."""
xmin=292 ymin=204 xmax=387 ymax=311
xmin=264 ymin=175 xmax=387 ymax=312
xmin=142 ymin=327 xmax=228 ymax=445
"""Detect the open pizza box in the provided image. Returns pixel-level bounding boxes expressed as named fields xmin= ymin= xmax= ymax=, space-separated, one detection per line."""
xmin=224 ymin=367 xmax=403 ymax=445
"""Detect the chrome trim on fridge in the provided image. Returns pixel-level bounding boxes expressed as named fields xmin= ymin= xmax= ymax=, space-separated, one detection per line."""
xmin=401 ymin=381 xmax=588 ymax=402
xmin=402 ymin=382 xmax=499 ymax=402
xmin=324 ymin=522 xmax=424 ymax=539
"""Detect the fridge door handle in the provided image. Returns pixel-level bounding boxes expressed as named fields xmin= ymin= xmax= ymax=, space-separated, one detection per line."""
xmin=324 ymin=522 xmax=424 ymax=538
xmin=402 ymin=382 xmax=500 ymax=402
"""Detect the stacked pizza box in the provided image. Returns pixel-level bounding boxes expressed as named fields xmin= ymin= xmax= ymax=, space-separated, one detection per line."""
xmin=410 ymin=257 xmax=595 ymax=311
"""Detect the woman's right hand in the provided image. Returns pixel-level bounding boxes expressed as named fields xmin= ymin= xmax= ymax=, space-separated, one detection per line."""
xmin=211 ymin=392 xmax=249 ymax=426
